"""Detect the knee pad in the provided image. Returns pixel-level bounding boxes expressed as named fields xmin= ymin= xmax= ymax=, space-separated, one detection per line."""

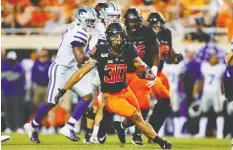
xmin=86 ymin=107 xmax=96 ymax=120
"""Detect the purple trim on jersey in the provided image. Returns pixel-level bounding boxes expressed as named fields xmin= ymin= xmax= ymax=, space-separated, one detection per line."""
xmin=77 ymin=31 xmax=88 ymax=38
xmin=71 ymin=41 xmax=84 ymax=48
xmin=48 ymin=63 xmax=58 ymax=103
xmin=74 ymin=36 xmax=87 ymax=43
xmin=47 ymin=62 xmax=55 ymax=96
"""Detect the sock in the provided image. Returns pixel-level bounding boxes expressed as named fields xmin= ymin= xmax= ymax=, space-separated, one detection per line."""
xmin=199 ymin=117 xmax=208 ymax=136
xmin=173 ymin=117 xmax=180 ymax=136
xmin=158 ymin=122 xmax=165 ymax=136
xmin=149 ymin=99 xmax=171 ymax=133
xmin=68 ymin=98 xmax=90 ymax=127
xmin=92 ymin=125 xmax=99 ymax=137
xmin=67 ymin=117 xmax=77 ymax=127
xmin=85 ymin=127 xmax=93 ymax=139
xmin=216 ymin=116 xmax=224 ymax=139
xmin=31 ymin=102 xmax=51 ymax=129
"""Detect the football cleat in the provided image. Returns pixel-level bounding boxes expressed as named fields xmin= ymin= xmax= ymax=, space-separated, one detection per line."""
xmin=83 ymin=131 xmax=92 ymax=144
xmin=24 ymin=123 xmax=40 ymax=144
xmin=59 ymin=125 xmax=80 ymax=142
xmin=132 ymin=134 xmax=144 ymax=145
xmin=98 ymin=134 xmax=107 ymax=144
xmin=90 ymin=134 xmax=100 ymax=144
xmin=159 ymin=140 xmax=172 ymax=149
xmin=1 ymin=135 xmax=10 ymax=142
xmin=113 ymin=122 xmax=126 ymax=144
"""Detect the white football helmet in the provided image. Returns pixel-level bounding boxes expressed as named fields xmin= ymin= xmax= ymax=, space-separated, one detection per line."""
xmin=76 ymin=6 xmax=97 ymax=29
xmin=99 ymin=2 xmax=121 ymax=24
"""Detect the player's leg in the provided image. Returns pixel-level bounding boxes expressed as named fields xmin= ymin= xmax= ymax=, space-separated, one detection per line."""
xmin=84 ymin=105 xmax=97 ymax=143
xmin=60 ymin=68 xmax=94 ymax=141
xmin=126 ymin=73 xmax=151 ymax=145
xmin=24 ymin=62 xmax=64 ymax=143
xmin=105 ymin=88 xmax=172 ymax=149
xmin=149 ymin=76 xmax=171 ymax=133
xmin=213 ymin=93 xmax=225 ymax=139
xmin=194 ymin=94 xmax=210 ymax=138
xmin=171 ymin=89 xmax=184 ymax=137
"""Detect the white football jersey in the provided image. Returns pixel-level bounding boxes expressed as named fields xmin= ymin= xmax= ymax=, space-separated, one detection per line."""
xmin=55 ymin=23 xmax=90 ymax=67
xmin=163 ymin=61 xmax=185 ymax=90
xmin=201 ymin=62 xmax=226 ymax=93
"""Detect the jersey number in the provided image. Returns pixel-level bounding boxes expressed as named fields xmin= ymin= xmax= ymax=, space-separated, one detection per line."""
xmin=208 ymin=74 xmax=215 ymax=84
xmin=104 ymin=64 xmax=127 ymax=83
xmin=136 ymin=45 xmax=145 ymax=59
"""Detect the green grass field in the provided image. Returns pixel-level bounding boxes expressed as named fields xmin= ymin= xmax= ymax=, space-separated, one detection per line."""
xmin=2 ymin=134 xmax=231 ymax=150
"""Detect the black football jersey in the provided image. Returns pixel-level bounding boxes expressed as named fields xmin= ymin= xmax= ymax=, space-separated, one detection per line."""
xmin=127 ymin=25 xmax=159 ymax=72
xmin=91 ymin=43 xmax=138 ymax=93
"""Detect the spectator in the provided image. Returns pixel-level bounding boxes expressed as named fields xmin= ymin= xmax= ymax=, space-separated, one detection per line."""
xmin=43 ymin=10 xmax=64 ymax=35
xmin=182 ymin=45 xmax=200 ymax=134
xmin=30 ymin=7 xmax=49 ymax=28
xmin=1 ymin=51 xmax=25 ymax=134
xmin=31 ymin=48 xmax=51 ymax=110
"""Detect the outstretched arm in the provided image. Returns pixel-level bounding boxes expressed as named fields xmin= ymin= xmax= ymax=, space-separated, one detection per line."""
xmin=64 ymin=59 xmax=97 ymax=90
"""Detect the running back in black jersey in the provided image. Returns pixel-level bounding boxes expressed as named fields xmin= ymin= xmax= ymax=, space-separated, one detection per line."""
xmin=127 ymin=25 xmax=158 ymax=72
xmin=91 ymin=43 xmax=138 ymax=93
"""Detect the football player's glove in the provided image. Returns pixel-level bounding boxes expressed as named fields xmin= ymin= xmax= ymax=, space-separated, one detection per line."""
xmin=55 ymin=88 xmax=67 ymax=104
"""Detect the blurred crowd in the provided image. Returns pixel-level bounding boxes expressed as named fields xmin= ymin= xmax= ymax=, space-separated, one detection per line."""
xmin=1 ymin=0 xmax=233 ymax=41
xmin=1 ymin=39 xmax=233 ymax=138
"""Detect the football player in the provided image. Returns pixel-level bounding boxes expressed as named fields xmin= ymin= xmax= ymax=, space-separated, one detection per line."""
xmin=147 ymin=12 xmax=183 ymax=139
xmin=193 ymin=50 xmax=226 ymax=139
xmin=84 ymin=2 xmax=122 ymax=143
xmin=24 ymin=7 xmax=99 ymax=143
xmin=55 ymin=22 xmax=172 ymax=149
xmin=111 ymin=8 xmax=160 ymax=145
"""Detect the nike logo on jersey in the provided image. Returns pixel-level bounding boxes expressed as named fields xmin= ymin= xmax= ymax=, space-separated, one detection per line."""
xmin=101 ymin=53 xmax=109 ymax=57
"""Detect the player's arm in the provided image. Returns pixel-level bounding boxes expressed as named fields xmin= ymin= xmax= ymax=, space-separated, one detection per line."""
xmin=157 ymin=28 xmax=183 ymax=66
xmin=73 ymin=46 xmax=90 ymax=64
xmin=193 ymin=76 xmax=203 ymax=99
xmin=54 ymin=58 xmax=97 ymax=104
xmin=71 ymin=30 xmax=90 ymax=64
xmin=133 ymin=57 xmax=156 ymax=81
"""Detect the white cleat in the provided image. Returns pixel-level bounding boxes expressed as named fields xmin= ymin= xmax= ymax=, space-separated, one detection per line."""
xmin=59 ymin=125 xmax=80 ymax=142
xmin=90 ymin=134 xmax=100 ymax=144
xmin=24 ymin=123 xmax=40 ymax=144
xmin=1 ymin=135 xmax=10 ymax=142
xmin=24 ymin=123 xmax=35 ymax=139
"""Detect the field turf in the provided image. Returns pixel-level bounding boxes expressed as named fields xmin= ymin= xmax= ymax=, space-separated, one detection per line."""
xmin=2 ymin=133 xmax=232 ymax=150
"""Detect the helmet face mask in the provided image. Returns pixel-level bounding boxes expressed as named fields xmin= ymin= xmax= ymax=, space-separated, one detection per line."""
xmin=106 ymin=23 xmax=126 ymax=52
xmin=109 ymin=33 xmax=124 ymax=51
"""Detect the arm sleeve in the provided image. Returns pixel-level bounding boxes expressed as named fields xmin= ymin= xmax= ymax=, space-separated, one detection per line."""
xmin=70 ymin=29 xmax=88 ymax=48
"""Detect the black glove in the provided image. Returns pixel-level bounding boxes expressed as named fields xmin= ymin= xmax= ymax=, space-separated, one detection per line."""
xmin=54 ymin=88 xmax=67 ymax=104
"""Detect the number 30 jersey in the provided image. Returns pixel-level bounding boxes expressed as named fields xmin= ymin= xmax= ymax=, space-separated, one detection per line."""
xmin=91 ymin=43 xmax=138 ymax=93
xmin=201 ymin=62 xmax=226 ymax=93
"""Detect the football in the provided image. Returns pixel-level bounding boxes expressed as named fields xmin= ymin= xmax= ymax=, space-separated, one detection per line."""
xmin=136 ymin=65 xmax=155 ymax=80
